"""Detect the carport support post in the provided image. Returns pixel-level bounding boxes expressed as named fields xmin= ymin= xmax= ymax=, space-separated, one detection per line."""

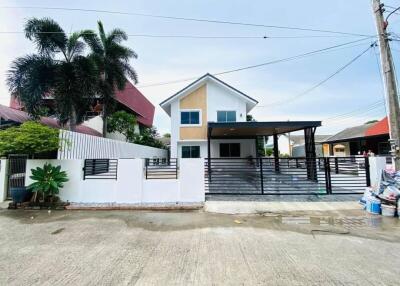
xmin=207 ymin=126 xmax=211 ymax=183
xmin=273 ymin=134 xmax=280 ymax=172
xmin=304 ymin=127 xmax=317 ymax=181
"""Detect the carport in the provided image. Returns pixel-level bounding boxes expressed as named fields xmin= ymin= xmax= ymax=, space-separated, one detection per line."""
xmin=206 ymin=121 xmax=322 ymax=194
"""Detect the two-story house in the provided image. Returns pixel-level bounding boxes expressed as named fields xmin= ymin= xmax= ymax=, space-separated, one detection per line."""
xmin=160 ymin=73 xmax=258 ymax=158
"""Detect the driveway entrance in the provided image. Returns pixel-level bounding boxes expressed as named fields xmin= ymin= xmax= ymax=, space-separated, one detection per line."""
xmin=205 ymin=156 xmax=370 ymax=195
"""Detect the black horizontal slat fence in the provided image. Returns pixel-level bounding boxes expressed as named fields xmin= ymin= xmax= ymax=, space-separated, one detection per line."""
xmin=205 ymin=157 xmax=369 ymax=195
xmin=83 ymin=159 xmax=118 ymax=180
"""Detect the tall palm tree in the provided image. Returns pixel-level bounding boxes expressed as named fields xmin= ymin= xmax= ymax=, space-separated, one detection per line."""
xmin=84 ymin=21 xmax=138 ymax=136
xmin=7 ymin=18 xmax=98 ymax=130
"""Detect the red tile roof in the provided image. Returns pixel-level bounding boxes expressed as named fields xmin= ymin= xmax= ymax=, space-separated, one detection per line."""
xmin=10 ymin=81 xmax=155 ymax=128
xmin=365 ymin=117 xmax=389 ymax=137
xmin=0 ymin=104 xmax=102 ymax=137
xmin=114 ymin=81 xmax=155 ymax=127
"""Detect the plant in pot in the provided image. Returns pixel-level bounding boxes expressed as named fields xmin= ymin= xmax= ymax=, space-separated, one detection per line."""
xmin=28 ymin=163 xmax=69 ymax=206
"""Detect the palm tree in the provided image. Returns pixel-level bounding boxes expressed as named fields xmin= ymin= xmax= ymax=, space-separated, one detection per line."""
xmin=84 ymin=21 xmax=138 ymax=136
xmin=7 ymin=18 xmax=98 ymax=130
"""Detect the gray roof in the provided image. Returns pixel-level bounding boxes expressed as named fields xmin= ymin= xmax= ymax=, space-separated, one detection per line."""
xmin=323 ymin=123 xmax=376 ymax=143
xmin=290 ymin=135 xmax=332 ymax=145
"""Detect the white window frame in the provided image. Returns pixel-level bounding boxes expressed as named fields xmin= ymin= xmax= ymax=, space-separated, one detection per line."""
xmin=180 ymin=109 xmax=202 ymax=127
xmin=217 ymin=110 xmax=237 ymax=122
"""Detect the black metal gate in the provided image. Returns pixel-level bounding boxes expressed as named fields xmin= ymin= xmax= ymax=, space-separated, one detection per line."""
xmin=6 ymin=155 xmax=28 ymax=198
xmin=205 ymin=157 xmax=370 ymax=195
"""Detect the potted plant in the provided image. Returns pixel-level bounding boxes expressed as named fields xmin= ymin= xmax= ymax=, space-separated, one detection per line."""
xmin=10 ymin=185 xmax=31 ymax=204
xmin=28 ymin=163 xmax=69 ymax=204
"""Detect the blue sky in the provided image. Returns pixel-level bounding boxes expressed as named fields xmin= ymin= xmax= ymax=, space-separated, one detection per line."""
xmin=1 ymin=0 xmax=400 ymax=136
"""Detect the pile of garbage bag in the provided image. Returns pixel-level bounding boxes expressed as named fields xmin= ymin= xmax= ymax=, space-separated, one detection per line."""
xmin=360 ymin=169 xmax=400 ymax=217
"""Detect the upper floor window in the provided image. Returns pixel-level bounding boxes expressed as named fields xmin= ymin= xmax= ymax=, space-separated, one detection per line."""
xmin=217 ymin=111 xmax=236 ymax=122
xmin=180 ymin=110 xmax=200 ymax=125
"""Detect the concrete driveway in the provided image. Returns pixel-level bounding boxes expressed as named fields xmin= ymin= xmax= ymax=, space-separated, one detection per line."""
xmin=0 ymin=209 xmax=399 ymax=285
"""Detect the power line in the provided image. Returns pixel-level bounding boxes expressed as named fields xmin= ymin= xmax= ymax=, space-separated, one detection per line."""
xmin=136 ymin=37 xmax=375 ymax=88
xmin=255 ymin=43 xmax=375 ymax=108
xmin=0 ymin=5 xmax=372 ymax=37
xmin=0 ymin=31 xmax=366 ymax=40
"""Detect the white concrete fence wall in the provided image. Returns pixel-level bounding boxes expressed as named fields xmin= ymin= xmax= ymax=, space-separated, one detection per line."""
xmin=58 ymin=130 xmax=168 ymax=159
xmin=23 ymin=158 xmax=204 ymax=204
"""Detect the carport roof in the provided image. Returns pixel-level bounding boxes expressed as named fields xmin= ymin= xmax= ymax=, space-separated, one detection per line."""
xmin=208 ymin=121 xmax=321 ymax=138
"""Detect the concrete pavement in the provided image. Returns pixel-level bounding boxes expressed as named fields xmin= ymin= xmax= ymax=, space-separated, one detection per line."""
xmin=0 ymin=209 xmax=399 ymax=285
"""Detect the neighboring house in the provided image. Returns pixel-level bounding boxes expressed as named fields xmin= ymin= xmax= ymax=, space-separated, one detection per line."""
xmin=323 ymin=117 xmax=390 ymax=156
xmin=9 ymin=81 xmax=155 ymax=140
xmin=290 ymin=134 xmax=332 ymax=157
xmin=265 ymin=134 xmax=331 ymax=157
xmin=0 ymin=104 xmax=101 ymax=136
xmin=160 ymin=73 xmax=321 ymax=159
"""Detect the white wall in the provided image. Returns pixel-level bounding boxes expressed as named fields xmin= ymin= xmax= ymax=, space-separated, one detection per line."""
xmin=369 ymin=156 xmax=386 ymax=188
xmin=207 ymin=80 xmax=247 ymax=122
xmin=59 ymin=130 xmax=168 ymax=159
xmin=83 ymin=115 xmax=103 ymax=133
xmin=24 ymin=158 xmax=204 ymax=204
xmin=176 ymin=139 xmax=256 ymax=158
xmin=0 ymin=160 xmax=7 ymax=202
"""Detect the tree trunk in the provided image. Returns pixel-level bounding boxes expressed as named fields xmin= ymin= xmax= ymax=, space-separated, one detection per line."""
xmin=69 ymin=107 xmax=77 ymax=131
xmin=102 ymin=103 xmax=107 ymax=137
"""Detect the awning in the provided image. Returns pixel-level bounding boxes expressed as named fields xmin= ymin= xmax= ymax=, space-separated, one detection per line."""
xmin=208 ymin=121 xmax=321 ymax=138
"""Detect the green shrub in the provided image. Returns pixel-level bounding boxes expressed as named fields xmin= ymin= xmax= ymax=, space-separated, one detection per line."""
xmin=0 ymin=121 xmax=60 ymax=157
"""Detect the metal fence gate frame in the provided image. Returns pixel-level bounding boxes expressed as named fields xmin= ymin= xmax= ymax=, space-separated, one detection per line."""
xmin=6 ymin=154 xmax=28 ymax=198
xmin=205 ymin=156 xmax=370 ymax=195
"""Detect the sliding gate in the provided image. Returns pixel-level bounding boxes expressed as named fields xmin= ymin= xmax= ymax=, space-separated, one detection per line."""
xmin=205 ymin=157 xmax=370 ymax=195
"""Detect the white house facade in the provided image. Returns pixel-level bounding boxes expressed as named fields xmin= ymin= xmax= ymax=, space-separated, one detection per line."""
xmin=160 ymin=74 xmax=258 ymax=158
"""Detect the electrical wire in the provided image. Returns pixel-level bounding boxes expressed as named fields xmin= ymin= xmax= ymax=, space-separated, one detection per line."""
xmin=136 ymin=37 xmax=375 ymax=88
xmin=0 ymin=5 xmax=372 ymax=37
xmin=0 ymin=31 xmax=367 ymax=40
xmin=254 ymin=43 xmax=375 ymax=108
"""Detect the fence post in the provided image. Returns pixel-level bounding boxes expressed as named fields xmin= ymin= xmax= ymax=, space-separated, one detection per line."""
xmin=365 ymin=157 xmax=371 ymax=187
xmin=324 ymin=157 xmax=332 ymax=194
xmin=145 ymin=158 xmax=148 ymax=179
xmin=259 ymin=157 xmax=264 ymax=194
xmin=334 ymin=157 xmax=339 ymax=174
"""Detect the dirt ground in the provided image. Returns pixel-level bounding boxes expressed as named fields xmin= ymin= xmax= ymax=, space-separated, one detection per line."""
xmin=0 ymin=209 xmax=399 ymax=285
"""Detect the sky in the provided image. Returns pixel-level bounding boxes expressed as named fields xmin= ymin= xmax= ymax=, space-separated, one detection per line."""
xmin=1 ymin=0 xmax=400 ymax=136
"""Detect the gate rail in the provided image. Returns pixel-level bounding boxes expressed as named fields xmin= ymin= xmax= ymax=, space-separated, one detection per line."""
xmin=205 ymin=156 xmax=370 ymax=195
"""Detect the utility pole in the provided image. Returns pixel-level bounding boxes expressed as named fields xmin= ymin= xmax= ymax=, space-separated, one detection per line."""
xmin=372 ymin=0 xmax=400 ymax=170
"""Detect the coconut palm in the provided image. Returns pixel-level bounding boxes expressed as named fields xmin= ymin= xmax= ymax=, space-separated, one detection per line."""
xmin=83 ymin=21 xmax=138 ymax=136
xmin=7 ymin=18 xmax=98 ymax=130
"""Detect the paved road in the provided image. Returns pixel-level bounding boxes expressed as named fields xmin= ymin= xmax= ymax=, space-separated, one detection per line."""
xmin=0 ymin=209 xmax=399 ymax=285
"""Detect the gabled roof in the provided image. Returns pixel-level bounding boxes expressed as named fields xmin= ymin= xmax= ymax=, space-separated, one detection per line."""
xmin=160 ymin=73 xmax=258 ymax=115
xmin=114 ymin=81 xmax=155 ymax=127
xmin=289 ymin=134 xmax=332 ymax=145
xmin=0 ymin=104 xmax=102 ymax=137
xmin=324 ymin=118 xmax=389 ymax=143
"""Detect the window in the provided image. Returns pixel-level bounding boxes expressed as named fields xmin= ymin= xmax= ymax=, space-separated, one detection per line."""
xmin=217 ymin=111 xmax=236 ymax=122
xmin=219 ymin=143 xmax=240 ymax=157
xmin=182 ymin=146 xmax=200 ymax=158
xmin=181 ymin=110 xmax=200 ymax=125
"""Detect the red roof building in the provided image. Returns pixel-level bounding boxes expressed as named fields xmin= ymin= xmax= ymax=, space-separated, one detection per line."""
xmin=9 ymin=81 xmax=155 ymax=128
xmin=365 ymin=117 xmax=389 ymax=137
xmin=0 ymin=104 xmax=102 ymax=136
xmin=114 ymin=81 xmax=154 ymax=127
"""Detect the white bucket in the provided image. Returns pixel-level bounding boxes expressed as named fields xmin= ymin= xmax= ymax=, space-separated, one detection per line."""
xmin=381 ymin=204 xmax=396 ymax=217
